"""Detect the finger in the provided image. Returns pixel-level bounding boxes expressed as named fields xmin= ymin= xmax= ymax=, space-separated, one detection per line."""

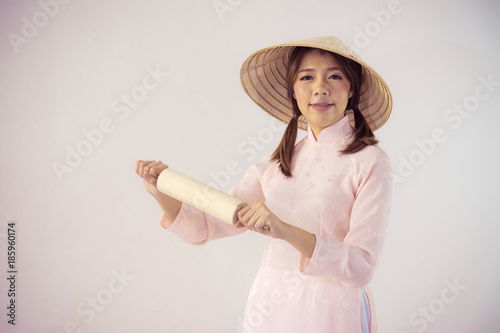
xmin=246 ymin=209 xmax=264 ymax=231
xmin=254 ymin=215 xmax=271 ymax=233
xmin=234 ymin=221 xmax=246 ymax=228
xmin=135 ymin=160 xmax=140 ymax=175
xmin=136 ymin=160 xmax=153 ymax=177
xmin=143 ymin=161 xmax=162 ymax=178
xmin=236 ymin=216 xmax=250 ymax=229
xmin=149 ymin=162 xmax=168 ymax=177
xmin=135 ymin=160 xmax=144 ymax=176
xmin=237 ymin=205 xmax=252 ymax=221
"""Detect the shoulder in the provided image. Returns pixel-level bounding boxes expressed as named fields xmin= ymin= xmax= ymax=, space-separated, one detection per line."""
xmin=344 ymin=145 xmax=393 ymax=194
xmin=349 ymin=144 xmax=390 ymax=162
xmin=346 ymin=144 xmax=392 ymax=174
xmin=246 ymin=153 xmax=279 ymax=180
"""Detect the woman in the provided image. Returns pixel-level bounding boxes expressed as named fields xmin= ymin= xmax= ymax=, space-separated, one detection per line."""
xmin=136 ymin=36 xmax=393 ymax=332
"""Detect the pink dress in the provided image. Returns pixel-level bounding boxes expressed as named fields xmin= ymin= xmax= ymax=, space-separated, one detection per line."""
xmin=161 ymin=116 xmax=393 ymax=332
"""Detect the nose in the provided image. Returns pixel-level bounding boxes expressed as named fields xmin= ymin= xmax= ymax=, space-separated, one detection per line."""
xmin=314 ymin=78 xmax=329 ymax=96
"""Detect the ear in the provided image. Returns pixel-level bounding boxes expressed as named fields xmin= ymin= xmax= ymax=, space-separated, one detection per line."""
xmin=292 ymin=90 xmax=296 ymax=100
xmin=348 ymin=89 xmax=353 ymax=99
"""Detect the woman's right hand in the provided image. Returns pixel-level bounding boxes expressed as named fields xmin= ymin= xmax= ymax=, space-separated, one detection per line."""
xmin=135 ymin=160 xmax=169 ymax=198
xmin=135 ymin=160 xmax=182 ymax=223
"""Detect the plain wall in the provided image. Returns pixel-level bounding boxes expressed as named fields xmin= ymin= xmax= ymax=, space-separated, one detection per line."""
xmin=1 ymin=0 xmax=499 ymax=332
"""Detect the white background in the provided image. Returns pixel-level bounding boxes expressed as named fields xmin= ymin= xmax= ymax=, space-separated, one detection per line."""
xmin=1 ymin=0 xmax=499 ymax=332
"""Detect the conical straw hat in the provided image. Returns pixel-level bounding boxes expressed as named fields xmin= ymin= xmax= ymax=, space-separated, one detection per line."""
xmin=240 ymin=36 xmax=393 ymax=131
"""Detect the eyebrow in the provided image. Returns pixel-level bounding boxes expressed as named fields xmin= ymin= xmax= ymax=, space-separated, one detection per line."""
xmin=298 ymin=66 xmax=341 ymax=73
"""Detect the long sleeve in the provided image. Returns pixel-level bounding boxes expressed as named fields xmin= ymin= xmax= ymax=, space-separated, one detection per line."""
xmin=298 ymin=147 xmax=393 ymax=288
xmin=160 ymin=156 xmax=270 ymax=245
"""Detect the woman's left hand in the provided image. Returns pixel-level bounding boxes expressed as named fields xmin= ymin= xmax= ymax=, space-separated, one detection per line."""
xmin=237 ymin=202 xmax=316 ymax=258
xmin=236 ymin=202 xmax=287 ymax=239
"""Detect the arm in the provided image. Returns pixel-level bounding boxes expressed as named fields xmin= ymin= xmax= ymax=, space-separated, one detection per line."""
xmin=238 ymin=149 xmax=393 ymax=287
xmin=298 ymin=151 xmax=393 ymax=287
xmin=136 ymin=158 xmax=268 ymax=245
xmin=237 ymin=203 xmax=316 ymax=258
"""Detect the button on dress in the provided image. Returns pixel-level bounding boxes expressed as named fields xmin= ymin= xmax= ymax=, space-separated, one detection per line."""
xmin=161 ymin=116 xmax=393 ymax=332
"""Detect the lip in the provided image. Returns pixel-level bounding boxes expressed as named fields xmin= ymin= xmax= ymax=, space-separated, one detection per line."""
xmin=310 ymin=103 xmax=334 ymax=112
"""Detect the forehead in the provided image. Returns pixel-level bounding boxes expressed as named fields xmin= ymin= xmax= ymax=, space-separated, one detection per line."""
xmin=298 ymin=49 xmax=340 ymax=69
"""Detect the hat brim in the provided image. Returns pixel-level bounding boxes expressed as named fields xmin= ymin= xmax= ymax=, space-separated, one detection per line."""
xmin=240 ymin=36 xmax=392 ymax=131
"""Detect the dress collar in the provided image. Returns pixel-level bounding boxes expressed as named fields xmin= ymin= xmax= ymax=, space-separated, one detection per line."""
xmin=306 ymin=116 xmax=353 ymax=143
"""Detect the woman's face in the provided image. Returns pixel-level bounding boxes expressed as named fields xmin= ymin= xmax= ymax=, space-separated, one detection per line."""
xmin=293 ymin=49 xmax=352 ymax=139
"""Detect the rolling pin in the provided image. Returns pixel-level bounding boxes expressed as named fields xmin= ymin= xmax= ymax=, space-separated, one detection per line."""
xmin=156 ymin=168 xmax=248 ymax=226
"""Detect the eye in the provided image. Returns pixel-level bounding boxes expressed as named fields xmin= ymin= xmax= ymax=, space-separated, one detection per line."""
xmin=329 ymin=74 xmax=342 ymax=80
xmin=299 ymin=75 xmax=313 ymax=81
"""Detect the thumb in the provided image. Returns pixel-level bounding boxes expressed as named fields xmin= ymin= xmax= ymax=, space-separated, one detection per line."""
xmin=144 ymin=173 xmax=158 ymax=186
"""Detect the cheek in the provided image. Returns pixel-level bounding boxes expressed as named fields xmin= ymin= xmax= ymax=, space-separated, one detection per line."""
xmin=347 ymin=84 xmax=353 ymax=99
xmin=293 ymin=84 xmax=307 ymax=103
xmin=337 ymin=83 xmax=352 ymax=101
xmin=345 ymin=82 xmax=353 ymax=98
